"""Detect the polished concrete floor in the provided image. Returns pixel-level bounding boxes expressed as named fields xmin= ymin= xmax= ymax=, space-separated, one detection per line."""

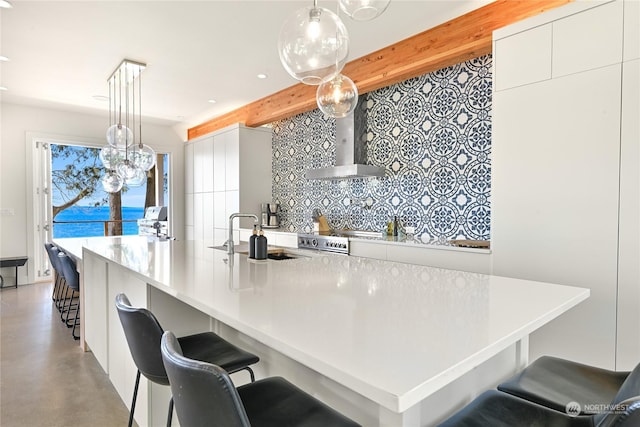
xmin=1 ymin=281 xmax=130 ymax=426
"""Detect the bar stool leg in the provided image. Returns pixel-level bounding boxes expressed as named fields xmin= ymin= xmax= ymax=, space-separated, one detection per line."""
xmin=128 ymin=370 xmax=141 ymax=427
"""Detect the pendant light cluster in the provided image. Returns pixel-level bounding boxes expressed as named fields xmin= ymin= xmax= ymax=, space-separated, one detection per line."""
xmin=99 ymin=59 xmax=156 ymax=193
xmin=278 ymin=0 xmax=390 ymax=118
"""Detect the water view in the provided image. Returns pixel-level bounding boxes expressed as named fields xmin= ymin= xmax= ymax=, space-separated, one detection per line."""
xmin=53 ymin=206 xmax=144 ymax=238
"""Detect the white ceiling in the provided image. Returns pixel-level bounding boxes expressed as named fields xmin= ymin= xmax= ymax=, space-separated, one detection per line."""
xmin=0 ymin=0 xmax=492 ymax=135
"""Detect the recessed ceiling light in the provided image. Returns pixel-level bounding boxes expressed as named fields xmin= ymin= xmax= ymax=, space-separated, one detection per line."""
xmin=208 ymin=99 xmax=217 ymax=104
xmin=0 ymin=86 xmax=7 ymax=91
xmin=257 ymin=73 xmax=268 ymax=79
xmin=92 ymin=95 xmax=109 ymax=102
xmin=0 ymin=56 xmax=9 ymax=62
xmin=0 ymin=1 xmax=13 ymax=8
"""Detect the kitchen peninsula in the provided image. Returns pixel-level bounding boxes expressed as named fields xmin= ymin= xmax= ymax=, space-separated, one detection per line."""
xmin=57 ymin=235 xmax=588 ymax=426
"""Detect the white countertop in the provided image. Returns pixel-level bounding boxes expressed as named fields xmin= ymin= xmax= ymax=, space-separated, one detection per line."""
xmin=55 ymin=235 xmax=589 ymax=413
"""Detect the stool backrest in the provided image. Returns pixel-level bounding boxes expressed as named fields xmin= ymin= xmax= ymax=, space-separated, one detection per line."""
xmin=115 ymin=293 xmax=169 ymax=385
xmin=44 ymin=243 xmax=62 ymax=275
xmin=594 ymin=363 xmax=640 ymax=426
xmin=58 ymin=253 xmax=79 ymax=291
xmin=161 ymin=331 xmax=251 ymax=427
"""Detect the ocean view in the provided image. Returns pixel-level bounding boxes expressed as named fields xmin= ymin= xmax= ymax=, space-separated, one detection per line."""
xmin=53 ymin=206 xmax=144 ymax=238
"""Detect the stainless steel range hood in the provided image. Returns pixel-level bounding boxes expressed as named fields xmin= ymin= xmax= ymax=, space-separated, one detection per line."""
xmin=305 ymin=96 xmax=385 ymax=180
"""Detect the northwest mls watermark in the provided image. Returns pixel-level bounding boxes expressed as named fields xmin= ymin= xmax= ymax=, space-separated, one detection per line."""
xmin=565 ymin=401 xmax=631 ymax=417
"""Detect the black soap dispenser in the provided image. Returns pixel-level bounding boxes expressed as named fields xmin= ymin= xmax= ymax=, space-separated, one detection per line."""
xmin=255 ymin=227 xmax=268 ymax=260
xmin=249 ymin=224 xmax=258 ymax=259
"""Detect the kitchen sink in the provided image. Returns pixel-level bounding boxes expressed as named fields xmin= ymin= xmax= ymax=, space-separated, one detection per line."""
xmin=210 ymin=245 xmax=307 ymax=260
xmin=267 ymin=252 xmax=297 ymax=261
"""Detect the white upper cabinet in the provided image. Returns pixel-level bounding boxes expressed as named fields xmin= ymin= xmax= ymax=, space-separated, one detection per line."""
xmin=616 ymin=58 xmax=640 ymax=370
xmin=221 ymin=130 xmax=240 ymax=192
xmin=494 ymin=24 xmax=552 ymax=90
xmin=624 ymin=0 xmax=640 ymax=61
xmin=213 ymin=133 xmax=226 ymax=192
xmin=185 ymin=124 xmax=272 ymax=243
xmin=552 ymin=0 xmax=623 ymax=77
xmin=185 ymin=143 xmax=194 ymax=194
xmin=492 ymin=0 xmax=638 ymax=370
xmin=193 ymin=136 xmax=213 ymax=193
xmin=494 ymin=1 xmax=625 ymax=90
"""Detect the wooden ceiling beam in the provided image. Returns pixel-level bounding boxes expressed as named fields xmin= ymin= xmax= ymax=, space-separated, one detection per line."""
xmin=188 ymin=0 xmax=571 ymax=140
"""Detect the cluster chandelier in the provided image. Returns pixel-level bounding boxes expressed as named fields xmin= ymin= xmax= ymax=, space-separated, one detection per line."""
xmin=277 ymin=0 xmax=390 ymax=118
xmin=99 ymin=59 xmax=156 ymax=193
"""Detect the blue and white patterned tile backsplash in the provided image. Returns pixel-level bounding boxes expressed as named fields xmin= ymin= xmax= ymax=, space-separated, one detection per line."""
xmin=271 ymin=54 xmax=492 ymax=242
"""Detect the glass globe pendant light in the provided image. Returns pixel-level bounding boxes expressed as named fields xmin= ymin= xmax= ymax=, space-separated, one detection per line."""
xmin=106 ymin=123 xmax=133 ymax=149
xmin=316 ymin=73 xmax=359 ymax=118
xmin=339 ymin=0 xmax=391 ymax=21
xmin=101 ymin=170 xmax=124 ymax=193
xmin=117 ymin=159 xmax=147 ymax=187
xmin=99 ymin=144 xmax=123 ymax=170
xmin=278 ymin=0 xmax=349 ymax=85
xmin=128 ymin=142 xmax=156 ymax=172
xmin=99 ymin=60 xmax=151 ymax=193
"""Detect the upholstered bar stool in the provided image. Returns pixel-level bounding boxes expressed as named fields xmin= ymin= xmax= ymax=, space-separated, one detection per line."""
xmin=44 ymin=243 xmax=66 ymax=310
xmin=497 ymin=356 xmax=633 ymax=415
xmin=115 ymin=293 xmax=259 ymax=427
xmin=439 ymin=360 xmax=640 ymax=427
xmin=57 ymin=252 xmax=80 ymax=340
xmin=161 ymin=331 xmax=361 ymax=427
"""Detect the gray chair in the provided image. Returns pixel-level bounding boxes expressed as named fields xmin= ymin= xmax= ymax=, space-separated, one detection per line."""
xmin=497 ymin=356 xmax=633 ymax=415
xmin=44 ymin=243 xmax=66 ymax=309
xmin=115 ymin=293 xmax=259 ymax=427
xmin=57 ymin=252 xmax=80 ymax=340
xmin=161 ymin=330 xmax=361 ymax=427
xmin=439 ymin=358 xmax=640 ymax=427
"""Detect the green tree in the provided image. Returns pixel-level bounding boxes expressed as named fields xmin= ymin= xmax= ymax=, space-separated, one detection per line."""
xmin=51 ymin=145 xmax=104 ymax=218
xmin=51 ymin=144 xmax=160 ymax=236
xmin=51 ymin=144 xmax=127 ymax=236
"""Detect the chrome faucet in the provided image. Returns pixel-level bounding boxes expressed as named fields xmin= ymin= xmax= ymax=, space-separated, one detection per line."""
xmin=226 ymin=213 xmax=259 ymax=255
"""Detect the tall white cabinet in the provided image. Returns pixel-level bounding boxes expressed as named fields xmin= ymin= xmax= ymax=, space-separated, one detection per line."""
xmin=185 ymin=124 xmax=272 ymax=245
xmin=492 ymin=0 xmax=639 ymax=370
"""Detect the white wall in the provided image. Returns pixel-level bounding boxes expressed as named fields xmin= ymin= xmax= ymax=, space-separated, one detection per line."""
xmin=0 ymin=102 xmax=185 ymax=283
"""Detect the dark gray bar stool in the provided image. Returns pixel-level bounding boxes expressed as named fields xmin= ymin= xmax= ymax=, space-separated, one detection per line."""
xmin=439 ymin=359 xmax=640 ymax=427
xmin=44 ymin=243 xmax=66 ymax=309
xmin=115 ymin=293 xmax=259 ymax=427
xmin=57 ymin=252 xmax=80 ymax=340
xmin=497 ymin=356 xmax=633 ymax=415
xmin=161 ymin=331 xmax=361 ymax=427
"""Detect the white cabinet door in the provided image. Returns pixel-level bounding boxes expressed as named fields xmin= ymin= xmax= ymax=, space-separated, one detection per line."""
xmin=213 ymin=134 xmax=226 ymax=192
xmin=193 ymin=138 xmax=205 ymax=194
xmin=83 ymin=252 xmax=109 ymax=373
xmin=185 ymin=143 xmax=194 ymax=194
xmin=552 ymin=0 xmax=623 ymax=77
xmin=187 ymin=124 xmax=272 ymax=241
xmin=213 ymin=191 xmax=226 ymax=229
xmin=624 ymin=0 xmax=640 ymax=61
xmin=193 ymin=136 xmax=214 ymax=193
xmin=193 ymin=193 xmax=204 ymax=240
xmin=226 ymin=138 xmax=240 ymax=192
xmin=494 ymin=24 xmax=552 ymax=91
xmin=616 ymin=59 xmax=640 ymax=370
xmin=185 ymin=193 xmax=194 ymax=227
xmin=202 ymin=137 xmax=214 ymax=193
xmin=492 ymin=64 xmax=622 ymax=368
xmin=203 ymin=192 xmax=214 ymax=242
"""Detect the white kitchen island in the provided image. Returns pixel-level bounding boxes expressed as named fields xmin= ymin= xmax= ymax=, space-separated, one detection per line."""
xmin=56 ymin=235 xmax=589 ymax=426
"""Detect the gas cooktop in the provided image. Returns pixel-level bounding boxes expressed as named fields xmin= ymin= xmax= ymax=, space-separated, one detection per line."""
xmin=297 ymin=233 xmax=349 ymax=255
